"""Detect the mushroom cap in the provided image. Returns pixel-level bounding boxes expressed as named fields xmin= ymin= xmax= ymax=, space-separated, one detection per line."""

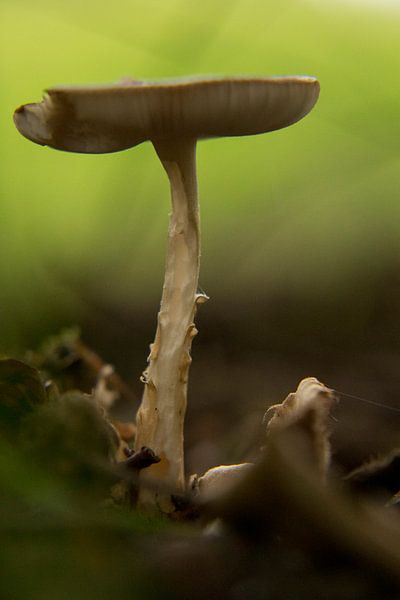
xmin=14 ymin=75 xmax=320 ymax=154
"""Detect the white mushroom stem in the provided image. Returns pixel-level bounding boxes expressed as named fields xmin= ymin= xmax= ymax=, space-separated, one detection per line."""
xmin=135 ymin=137 xmax=207 ymax=511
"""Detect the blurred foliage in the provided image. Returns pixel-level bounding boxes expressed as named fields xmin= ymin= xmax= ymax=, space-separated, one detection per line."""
xmin=0 ymin=357 xmax=117 ymax=500
xmin=0 ymin=359 xmax=47 ymax=436
xmin=0 ymin=354 xmax=171 ymax=599
xmin=22 ymin=391 xmax=118 ymax=497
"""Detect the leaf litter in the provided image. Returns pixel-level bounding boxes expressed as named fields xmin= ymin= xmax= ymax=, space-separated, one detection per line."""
xmin=1 ymin=331 xmax=400 ymax=599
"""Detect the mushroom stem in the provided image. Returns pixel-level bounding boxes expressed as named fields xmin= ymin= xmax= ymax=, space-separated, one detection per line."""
xmin=135 ymin=137 xmax=205 ymax=511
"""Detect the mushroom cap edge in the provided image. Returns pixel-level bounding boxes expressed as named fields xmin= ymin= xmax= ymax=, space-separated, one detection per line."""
xmin=13 ymin=75 xmax=320 ymax=154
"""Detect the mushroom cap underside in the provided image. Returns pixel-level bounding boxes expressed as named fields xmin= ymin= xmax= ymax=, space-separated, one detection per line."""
xmin=14 ymin=76 xmax=320 ymax=153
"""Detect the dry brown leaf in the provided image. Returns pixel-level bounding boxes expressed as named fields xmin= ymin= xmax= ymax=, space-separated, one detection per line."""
xmin=265 ymin=377 xmax=337 ymax=479
xmin=191 ymin=463 xmax=254 ymax=502
xmin=206 ymin=402 xmax=400 ymax=585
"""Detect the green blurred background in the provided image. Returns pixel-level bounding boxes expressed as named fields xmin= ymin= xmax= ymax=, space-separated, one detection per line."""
xmin=2 ymin=0 xmax=400 ymax=470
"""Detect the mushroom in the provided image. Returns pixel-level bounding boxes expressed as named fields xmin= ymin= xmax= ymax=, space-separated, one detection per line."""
xmin=14 ymin=75 xmax=320 ymax=511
